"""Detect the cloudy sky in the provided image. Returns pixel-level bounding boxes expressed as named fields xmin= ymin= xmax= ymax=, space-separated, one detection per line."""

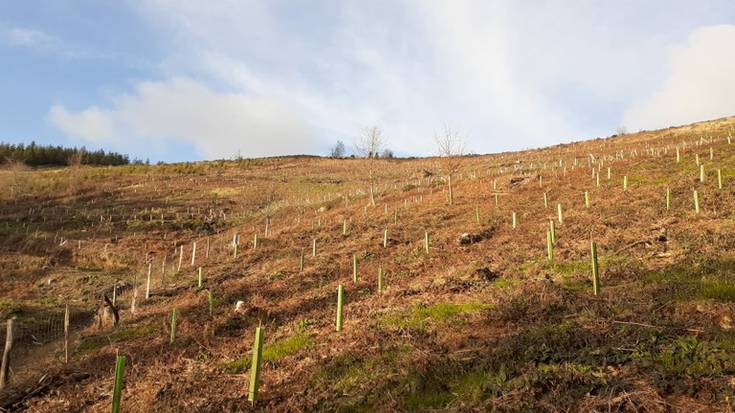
xmin=1 ymin=1 xmax=734 ymax=162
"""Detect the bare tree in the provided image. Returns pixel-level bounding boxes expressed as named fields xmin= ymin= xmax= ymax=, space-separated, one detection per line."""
xmin=354 ymin=127 xmax=384 ymax=206
xmin=330 ymin=140 xmax=346 ymax=158
xmin=435 ymin=126 xmax=465 ymax=205
xmin=67 ymin=149 xmax=84 ymax=196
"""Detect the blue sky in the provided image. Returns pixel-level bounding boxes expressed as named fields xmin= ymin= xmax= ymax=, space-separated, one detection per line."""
xmin=1 ymin=1 xmax=735 ymax=162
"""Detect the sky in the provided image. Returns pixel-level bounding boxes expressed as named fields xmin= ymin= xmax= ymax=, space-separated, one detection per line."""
xmin=1 ymin=1 xmax=734 ymax=162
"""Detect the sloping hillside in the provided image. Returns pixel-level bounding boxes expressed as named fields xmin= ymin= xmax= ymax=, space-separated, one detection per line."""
xmin=2 ymin=117 xmax=735 ymax=412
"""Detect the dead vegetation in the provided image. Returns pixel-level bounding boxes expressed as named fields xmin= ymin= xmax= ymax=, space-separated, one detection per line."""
xmin=1 ymin=117 xmax=735 ymax=411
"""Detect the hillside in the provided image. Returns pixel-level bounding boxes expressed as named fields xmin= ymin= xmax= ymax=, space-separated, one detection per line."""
xmin=1 ymin=117 xmax=735 ymax=412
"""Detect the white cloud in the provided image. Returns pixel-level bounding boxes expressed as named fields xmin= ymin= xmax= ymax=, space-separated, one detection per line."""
xmin=134 ymin=1 xmax=644 ymax=155
xmin=623 ymin=25 xmax=735 ymax=131
xmin=48 ymin=77 xmax=315 ymax=158
xmin=48 ymin=106 xmax=115 ymax=142
xmin=45 ymin=2 xmax=735 ymax=159
xmin=6 ymin=27 xmax=57 ymax=49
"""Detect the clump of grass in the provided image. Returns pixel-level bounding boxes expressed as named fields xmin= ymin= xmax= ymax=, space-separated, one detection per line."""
xmin=76 ymin=323 xmax=157 ymax=354
xmin=632 ymin=335 xmax=735 ymax=392
xmin=314 ymin=345 xmax=409 ymax=396
xmin=698 ymin=281 xmax=735 ymax=301
xmin=643 ymin=257 xmax=735 ymax=302
xmin=382 ymin=303 xmax=492 ymax=330
xmin=492 ymin=278 xmax=514 ymax=289
xmin=223 ymin=331 xmax=313 ymax=374
xmin=211 ymin=187 xmax=241 ymax=198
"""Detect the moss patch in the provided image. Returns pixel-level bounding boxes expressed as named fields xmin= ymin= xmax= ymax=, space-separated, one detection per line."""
xmin=382 ymin=302 xmax=492 ymax=330
xmin=223 ymin=331 xmax=313 ymax=374
xmin=76 ymin=323 xmax=157 ymax=354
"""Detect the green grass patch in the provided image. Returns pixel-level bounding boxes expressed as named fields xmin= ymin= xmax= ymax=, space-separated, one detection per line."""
xmin=382 ymin=302 xmax=492 ymax=330
xmin=492 ymin=277 xmax=515 ymax=289
xmin=314 ymin=345 xmax=409 ymax=398
xmin=223 ymin=331 xmax=313 ymax=374
xmin=76 ymin=323 xmax=157 ymax=354
xmin=632 ymin=335 xmax=735 ymax=392
xmin=643 ymin=256 xmax=735 ymax=302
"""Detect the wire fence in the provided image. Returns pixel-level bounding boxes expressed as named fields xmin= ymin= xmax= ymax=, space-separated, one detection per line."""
xmin=0 ymin=308 xmax=95 ymax=399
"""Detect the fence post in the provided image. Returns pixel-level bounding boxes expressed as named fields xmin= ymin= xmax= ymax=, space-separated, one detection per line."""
xmin=0 ymin=318 xmax=14 ymax=390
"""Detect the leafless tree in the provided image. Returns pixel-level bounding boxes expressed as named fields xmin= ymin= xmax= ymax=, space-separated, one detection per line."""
xmin=329 ymin=140 xmax=346 ymax=158
xmin=66 ymin=149 xmax=84 ymax=196
xmin=435 ymin=126 xmax=465 ymax=205
xmin=354 ymin=126 xmax=384 ymax=206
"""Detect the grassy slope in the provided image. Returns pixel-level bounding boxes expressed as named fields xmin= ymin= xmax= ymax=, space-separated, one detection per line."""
xmin=1 ymin=118 xmax=735 ymax=411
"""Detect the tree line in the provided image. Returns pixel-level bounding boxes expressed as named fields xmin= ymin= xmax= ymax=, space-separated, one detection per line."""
xmin=0 ymin=142 xmax=135 ymax=166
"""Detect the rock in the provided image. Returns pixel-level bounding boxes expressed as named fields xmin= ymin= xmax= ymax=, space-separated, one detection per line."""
xmin=234 ymin=300 xmax=246 ymax=314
